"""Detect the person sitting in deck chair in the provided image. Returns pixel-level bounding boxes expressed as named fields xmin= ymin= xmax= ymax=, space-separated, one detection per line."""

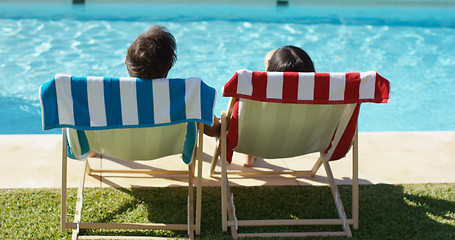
xmin=125 ymin=25 xmax=220 ymax=137
xmin=242 ymin=45 xmax=315 ymax=167
xmin=90 ymin=25 xmax=220 ymax=157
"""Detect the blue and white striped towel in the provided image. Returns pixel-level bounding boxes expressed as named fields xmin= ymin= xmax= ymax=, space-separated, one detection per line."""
xmin=40 ymin=74 xmax=216 ymax=130
xmin=40 ymin=74 xmax=216 ymax=164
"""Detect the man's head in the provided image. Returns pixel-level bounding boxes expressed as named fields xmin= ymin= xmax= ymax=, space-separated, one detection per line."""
xmin=125 ymin=25 xmax=177 ymax=79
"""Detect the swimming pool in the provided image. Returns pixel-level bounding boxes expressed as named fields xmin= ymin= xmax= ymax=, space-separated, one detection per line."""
xmin=1 ymin=3 xmax=454 ymax=134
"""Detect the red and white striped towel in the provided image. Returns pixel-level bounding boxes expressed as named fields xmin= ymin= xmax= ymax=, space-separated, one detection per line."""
xmin=223 ymin=70 xmax=390 ymax=104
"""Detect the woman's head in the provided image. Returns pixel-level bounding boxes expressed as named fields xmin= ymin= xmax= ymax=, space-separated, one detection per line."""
xmin=266 ymin=45 xmax=315 ymax=72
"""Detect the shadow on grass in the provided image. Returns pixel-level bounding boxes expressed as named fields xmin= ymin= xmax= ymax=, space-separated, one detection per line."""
xmin=63 ymin=183 xmax=455 ymax=239
xmin=355 ymin=184 xmax=455 ymax=240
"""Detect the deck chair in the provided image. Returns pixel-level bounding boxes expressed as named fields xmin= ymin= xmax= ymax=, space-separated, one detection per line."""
xmin=40 ymin=74 xmax=216 ymax=240
xmin=211 ymin=70 xmax=390 ymax=238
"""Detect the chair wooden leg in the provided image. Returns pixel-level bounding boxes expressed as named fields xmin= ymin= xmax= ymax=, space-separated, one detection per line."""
xmin=85 ymin=159 xmax=92 ymax=175
xmin=220 ymin=112 xmax=228 ymax=232
xmin=323 ymin=160 xmax=352 ymax=237
xmin=218 ymin=112 xmax=239 ymax=238
xmin=225 ymin=183 xmax=238 ymax=239
xmin=71 ymin=160 xmax=89 ymax=240
xmin=61 ymin=129 xmax=68 ymax=233
xmin=310 ymin=157 xmax=323 ymax=177
xmin=352 ymin=130 xmax=359 ymax=230
xmin=196 ymin=123 xmax=203 ymax=235
xmin=188 ymin=162 xmax=195 ymax=240
xmin=209 ymin=144 xmax=220 ymax=177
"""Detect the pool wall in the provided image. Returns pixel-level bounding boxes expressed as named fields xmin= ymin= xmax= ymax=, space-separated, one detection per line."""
xmin=2 ymin=0 xmax=455 ymax=6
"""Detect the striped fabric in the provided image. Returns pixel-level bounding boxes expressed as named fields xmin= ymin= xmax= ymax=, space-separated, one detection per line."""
xmin=223 ymin=70 xmax=390 ymax=163
xmin=40 ymin=74 xmax=216 ymax=164
xmin=223 ymin=70 xmax=390 ymax=104
xmin=40 ymin=74 xmax=216 ymax=130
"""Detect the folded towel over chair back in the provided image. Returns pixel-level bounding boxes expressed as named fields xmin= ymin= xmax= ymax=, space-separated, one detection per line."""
xmin=40 ymin=74 xmax=216 ymax=163
xmin=223 ymin=70 xmax=390 ymax=163
xmin=41 ymin=74 xmax=216 ymax=130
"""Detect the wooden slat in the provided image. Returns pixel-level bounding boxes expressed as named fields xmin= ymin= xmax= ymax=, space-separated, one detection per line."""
xmin=237 ymin=231 xmax=349 ymax=238
xmin=66 ymin=222 xmax=189 ymax=231
xmin=79 ymin=236 xmax=191 ymax=240
xmin=212 ymin=169 xmax=313 ymax=176
xmin=230 ymin=218 xmax=354 ymax=227
xmin=87 ymin=169 xmax=188 ymax=175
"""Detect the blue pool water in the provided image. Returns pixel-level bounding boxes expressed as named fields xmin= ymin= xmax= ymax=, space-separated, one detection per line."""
xmin=1 ymin=4 xmax=455 ymax=134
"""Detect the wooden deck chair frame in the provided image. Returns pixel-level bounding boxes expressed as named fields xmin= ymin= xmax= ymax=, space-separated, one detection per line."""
xmin=213 ymin=102 xmax=357 ymax=239
xmin=40 ymin=75 xmax=216 ymax=240
xmin=210 ymin=70 xmax=390 ymax=239
xmin=60 ymin=123 xmax=204 ymax=240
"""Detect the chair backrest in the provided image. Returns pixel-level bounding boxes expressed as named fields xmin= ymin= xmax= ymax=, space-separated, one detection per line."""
xmin=223 ymin=70 xmax=390 ymax=163
xmin=235 ymin=100 xmax=351 ymax=158
xmin=84 ymin=125 xmax=187 ymax=161
xmin=40 ymin=74 xmax=216 ymax=163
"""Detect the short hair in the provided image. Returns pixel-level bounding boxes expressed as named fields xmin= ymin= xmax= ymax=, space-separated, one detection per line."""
xmin=267 ymin=45 xmax=315 ymax=72
xmin=125 ymin=25 xmax=177 ymax=79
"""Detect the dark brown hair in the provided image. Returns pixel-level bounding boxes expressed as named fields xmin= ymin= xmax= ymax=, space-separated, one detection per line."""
xmin=125 ymin=25 xmax=177 ymax=79
xmin=267 ymin=45 xmax=315 ymax=72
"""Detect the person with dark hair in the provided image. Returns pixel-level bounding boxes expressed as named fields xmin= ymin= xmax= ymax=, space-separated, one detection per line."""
xmin=92 ymin=25 xmax=220 ymax=158
xmin=126 ymin=25 xmax=220 ymax=137
xmin=265 ymin=45 xmax=315 ymax=73
xmin=124 ymin=25 xmax=219 ymax=137
xmin=243 ymin=45 xmax=315 ymax=167
xmin=125 ymin=25 xmax=177 ymax=80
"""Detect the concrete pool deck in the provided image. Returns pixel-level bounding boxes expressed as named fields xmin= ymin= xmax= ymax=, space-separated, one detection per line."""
xmin=0 ymin=131 xmax=454 ymax=189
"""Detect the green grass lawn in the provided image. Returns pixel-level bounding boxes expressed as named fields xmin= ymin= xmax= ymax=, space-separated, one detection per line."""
xmin=1 ymin=183 xmax=454 ymax=239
